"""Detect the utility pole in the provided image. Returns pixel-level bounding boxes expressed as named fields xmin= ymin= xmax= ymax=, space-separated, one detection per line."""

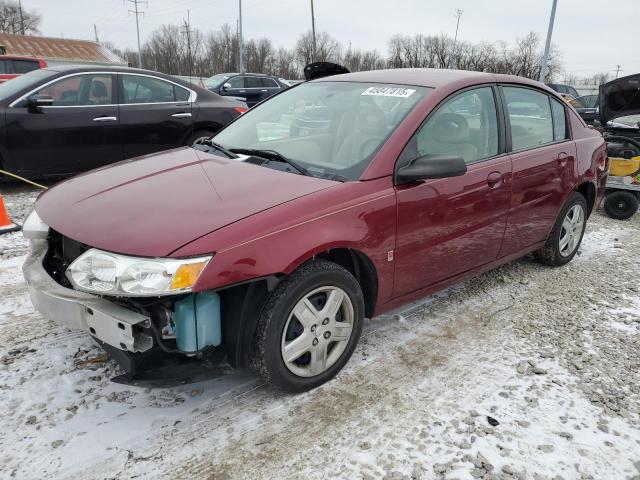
xmin=18 ymin=0 xmax=25 ymax=35
xmin=539 ymin=0 xmax=558 ymax=83
xmin=127 ymin=0 xmax=147 ymax=69
xmin=94 ymin=24 xmax=99 ymax=43
xmin=453 ymin=8 xmax=463 ymax=45
xmin=615 ymin=65 xmax=622 ymax=78
xmin=238 ymin=0 xmax=244 ymax=74
xmin=310 ymin=0 xmax=317 ymax=62
xmin=182 ymin=10 xmax=192 ymax=79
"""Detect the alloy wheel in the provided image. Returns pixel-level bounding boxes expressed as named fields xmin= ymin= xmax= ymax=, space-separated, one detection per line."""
xmin=281 ymin=286 xmax=354 ymax=378
xmin=559 ymin=204 xmax=584 ymax=257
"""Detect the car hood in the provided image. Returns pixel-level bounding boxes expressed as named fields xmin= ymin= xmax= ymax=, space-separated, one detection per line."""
xmin=599 ymin=73 xmax=640 ymax=124
xmin=36 ymin=147 xmax=336 ymax=257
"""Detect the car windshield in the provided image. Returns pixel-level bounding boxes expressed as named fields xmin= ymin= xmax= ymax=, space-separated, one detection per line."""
xmin=0 ymin=68 xmax=53 ymax=100
xmin=213 ymin=81 xmax=430 ymax=180
xmin=204 ymin=74 xmax=232 ymax=89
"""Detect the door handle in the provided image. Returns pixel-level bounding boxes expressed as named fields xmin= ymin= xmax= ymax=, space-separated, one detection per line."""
xmin=261 ymin=89 xmax=268 ymax=92
xmin=93 ymin=116 xmax=117 ymax=122
xmin=557 ymin=152 xmax=568 ymax=166
xmin=171 ymin=112 xmax=192 ymax=118
xmin=487 ymin=171 xmax=503 ymax=188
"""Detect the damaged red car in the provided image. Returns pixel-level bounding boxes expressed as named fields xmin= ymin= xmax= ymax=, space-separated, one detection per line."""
xmin=23 ymin=68 xmax=607 ymax=392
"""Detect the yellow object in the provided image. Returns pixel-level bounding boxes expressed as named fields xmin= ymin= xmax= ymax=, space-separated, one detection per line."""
xmin=610 ymin=156 xmax=640 ymax=177
xmin=0 ymin=169 xmax=48 ymax=189
xmin=171 ymin=261 xmax=208 ymax=290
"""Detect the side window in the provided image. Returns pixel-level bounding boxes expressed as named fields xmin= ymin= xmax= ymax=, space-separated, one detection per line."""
xmin=503 ymin=87 xmax=554 ymax=150
xmin=261 ymin=77 xmax=279 ymax=88
xmin=13 ymin=60 xmax=39 ymax=74
xmin=412 ymin=87 xmax=499 ymax=164
xmin=175 ymin=85 xmax=190 ymax=101
xmin=0 ymin=59 xmax=11 ymax=74
xmin=245 ymin=76 xmax=262 ymax=88
xmin=35 ymin=74 xmax=113 ymax=106
xmin=550 ymin=98 xmax=568 ymax=141
xmin=228 ymin=76 xmax=244 ymax=88
xmin=122 ymin=75 xmax=176 ymax=104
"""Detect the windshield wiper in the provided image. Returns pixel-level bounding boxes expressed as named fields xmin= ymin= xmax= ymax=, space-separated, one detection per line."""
xmin=229 ymin=148 xmax=311 ymax=176
xmin=195 ymin=139 xmax=238 ymax=159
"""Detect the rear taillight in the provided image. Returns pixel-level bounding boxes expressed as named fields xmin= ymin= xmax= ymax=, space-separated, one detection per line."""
xmin=598 ymin=154 xmax=608 ymax=172
xmin=234 ymin=107 xmax=248 ymax=115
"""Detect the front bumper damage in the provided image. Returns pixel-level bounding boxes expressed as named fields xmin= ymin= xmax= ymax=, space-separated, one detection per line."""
xmin=23 ymin=239 xmax=228 ymax=387
xmin=23 ymin=240 xmax=153 ymax=353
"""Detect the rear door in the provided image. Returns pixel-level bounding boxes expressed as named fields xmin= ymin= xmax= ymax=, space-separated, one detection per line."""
xmin=394 ymin=85 xmax=512 ymax=296
xmin=498 ymin=85 xmax=575 ymax=257
xmin=118 ymin=73 xmax=194 ymax=159
xmin=258 ymin=77 xmax=281 ymax=102
xmin=5 ymin=72 xmax=120 ymax=175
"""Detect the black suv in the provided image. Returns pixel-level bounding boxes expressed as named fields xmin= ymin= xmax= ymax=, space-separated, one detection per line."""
xmin=204 ymin=73 xmax=290 ymax=107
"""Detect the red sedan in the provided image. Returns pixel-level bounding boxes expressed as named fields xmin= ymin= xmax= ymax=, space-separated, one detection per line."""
xmin=23 ymin=69 xmax=607 ymax=392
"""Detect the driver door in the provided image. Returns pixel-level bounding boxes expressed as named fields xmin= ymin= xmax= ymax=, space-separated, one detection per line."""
xmin=6 ymin=73 xmax=121 ymax=175
xmin=393 ymin=86 xmax=512 ymax=297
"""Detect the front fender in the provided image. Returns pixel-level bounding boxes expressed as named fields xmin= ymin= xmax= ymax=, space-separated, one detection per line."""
xmin=176 ymin=177 xmax=398 ymax=306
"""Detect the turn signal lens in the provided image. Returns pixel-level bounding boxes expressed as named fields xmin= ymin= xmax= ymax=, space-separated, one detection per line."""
xmin=171 ymin=261 xmax=208 ymax=290
xmin=234 ymin=106 xmax=248 ymax=114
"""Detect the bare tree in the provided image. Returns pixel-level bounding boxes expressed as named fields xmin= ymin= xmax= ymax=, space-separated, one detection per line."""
xmin=0 ymin=0 xmax=40 ymax=35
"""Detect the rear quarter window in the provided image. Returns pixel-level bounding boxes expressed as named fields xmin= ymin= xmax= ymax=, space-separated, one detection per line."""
xmin=13 ymin=60 xmax=39 ymax=74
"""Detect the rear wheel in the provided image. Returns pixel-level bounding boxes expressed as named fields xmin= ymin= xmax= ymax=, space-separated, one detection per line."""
xmin=251 ymin=260 xmax=364 ymax=393
xmin=185 ymin=129 xmax=215 ymax=147
xmin=536 ymin=192 xmax=587 ymax=266
xmin=603 ymin=190 xmax=638 ymax=220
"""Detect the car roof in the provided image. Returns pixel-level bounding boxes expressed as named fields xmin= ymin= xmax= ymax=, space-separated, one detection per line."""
xmin=38 ymin=64 xmax=215 ymax=93
xmin=0 ymin=54 xmax=43 ymax=61
xmin=310 ymin=68 xmax=551 ymax=91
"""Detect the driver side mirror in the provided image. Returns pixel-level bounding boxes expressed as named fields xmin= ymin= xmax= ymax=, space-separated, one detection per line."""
xmin=27 ymin=94 xmax=54 ymax=110
xmin=396 ymin=154 xmax=467 ymax=184
xmin=222 ymin=83 xmax=232 ymax=91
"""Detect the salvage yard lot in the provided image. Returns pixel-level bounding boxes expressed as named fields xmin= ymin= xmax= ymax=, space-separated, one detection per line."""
xmin=1 ymin=184 xmax=639 ymax=480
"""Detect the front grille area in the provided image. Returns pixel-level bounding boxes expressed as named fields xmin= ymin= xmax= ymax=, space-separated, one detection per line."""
xmin=43 ymin=230 xmax=89 ymax=288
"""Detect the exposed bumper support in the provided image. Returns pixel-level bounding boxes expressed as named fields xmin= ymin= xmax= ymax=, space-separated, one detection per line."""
xmin=22 ymin=240 xmax=153 ymax=353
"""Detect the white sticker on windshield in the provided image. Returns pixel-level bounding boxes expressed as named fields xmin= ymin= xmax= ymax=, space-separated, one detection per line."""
xmin=361 ymin=87 xmax=416 ymax=98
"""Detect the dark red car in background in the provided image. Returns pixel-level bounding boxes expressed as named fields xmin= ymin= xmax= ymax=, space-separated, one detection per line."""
xmin=23 ymin=68 xmax=607 ymax=392
xmin=0 ymin=54 xmax=46 ymax=83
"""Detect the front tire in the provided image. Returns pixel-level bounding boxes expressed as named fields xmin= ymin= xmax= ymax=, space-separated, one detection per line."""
xmin=535 ymin=192 xmax=587 ymax=266
xmin=251 ymin=260 xmax=364 ymax=393
xmin=603 ymin=190 xmax=638 ymax=220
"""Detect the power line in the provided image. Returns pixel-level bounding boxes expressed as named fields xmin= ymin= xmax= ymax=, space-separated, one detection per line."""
xmin=128 ymin=0 xmax=148 ymax=68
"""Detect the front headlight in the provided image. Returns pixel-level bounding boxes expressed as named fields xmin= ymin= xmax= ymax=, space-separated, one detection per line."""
xmin=66 ymin=248 xmax=212 ymax=296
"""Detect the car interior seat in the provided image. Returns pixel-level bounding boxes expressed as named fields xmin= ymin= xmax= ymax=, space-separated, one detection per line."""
xmin=90 ymin=80 xmax=109 ymax=104
xmin=332 ymin=103 xmax=389 ymax=167
xmin=418 ymin=112 xmax=478 ymax=163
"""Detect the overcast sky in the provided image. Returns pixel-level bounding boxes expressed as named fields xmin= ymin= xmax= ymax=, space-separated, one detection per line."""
xmin=29 ymin=0 xmax=639 ymax=79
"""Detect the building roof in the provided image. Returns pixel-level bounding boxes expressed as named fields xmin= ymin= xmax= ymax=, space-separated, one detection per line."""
xmin=0 ymin=33 xmax=125 ymax=65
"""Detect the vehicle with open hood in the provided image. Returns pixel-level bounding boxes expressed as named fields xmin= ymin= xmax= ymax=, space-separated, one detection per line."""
xmin=598 ymin=73 xmax=640 ymax=219
xmin=23 ymin=67 xmax=607 ymax=392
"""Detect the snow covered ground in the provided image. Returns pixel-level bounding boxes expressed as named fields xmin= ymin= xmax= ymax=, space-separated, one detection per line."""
xmin=1 ymin=183 xmax=639 ymax=480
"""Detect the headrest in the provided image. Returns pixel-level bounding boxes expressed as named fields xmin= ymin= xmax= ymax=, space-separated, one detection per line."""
xmin=354 ymin=104 xmax=388 ymax=136
xmin=430 ymin=113 xmax=470 ymax=143
xmin=91 ymin=80 xmax=108 ymax=97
